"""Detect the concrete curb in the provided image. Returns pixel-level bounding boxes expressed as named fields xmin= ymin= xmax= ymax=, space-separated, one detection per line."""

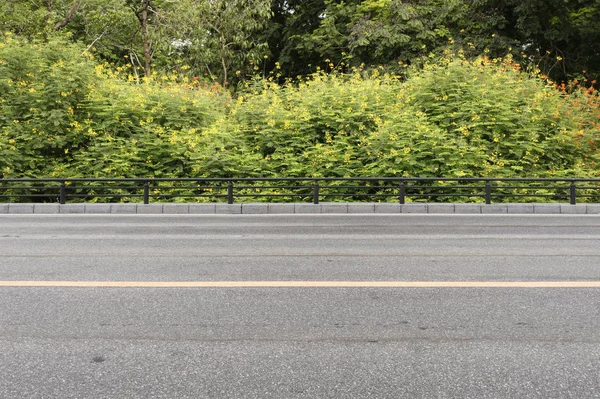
xmin=2 ymin=203 xmax=599 ymax=214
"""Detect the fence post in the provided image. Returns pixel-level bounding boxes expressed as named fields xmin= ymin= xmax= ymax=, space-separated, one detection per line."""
xmin=59 ymin=181 xmax=66 ymax=204
xmin=570 ymin=180 xmax=577 ymax=205
xmin=227 ymin=181 xmax=234 ymax=204
xmin=143 ymin=181 xmax=150 ymax=204
xmin=399 ymin=180 xmax=405 ymax=204
xmin=313 ymin=181 xmax=319 ymax=204
xmin=485 ymin=181 xmax=492 ymax=205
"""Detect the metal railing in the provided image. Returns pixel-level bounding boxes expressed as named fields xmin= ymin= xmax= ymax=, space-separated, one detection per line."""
xmin=1 ymin=177 xmax=600 ymax=204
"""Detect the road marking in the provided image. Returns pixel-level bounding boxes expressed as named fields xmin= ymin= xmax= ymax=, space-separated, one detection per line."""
xmin=1 ymin=281 xmax=600 ymax=288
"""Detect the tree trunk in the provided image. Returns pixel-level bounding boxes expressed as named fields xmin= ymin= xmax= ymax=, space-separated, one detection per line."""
xmin=44 ymin=0 xmax=53 ymax=13
xmin=55 ymin=0 xmax=82 ymax=30
xmin=220 ymin=35 xmax=228 ymax=87
xmin=43 ymin=0 xmax=53 ymax=24
xmin=139 ymin=0 xmax=152 ymax=78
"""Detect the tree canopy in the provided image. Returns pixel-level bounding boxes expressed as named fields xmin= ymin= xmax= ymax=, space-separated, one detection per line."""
xmin=2 ymin=0 xmax=599 ymax=86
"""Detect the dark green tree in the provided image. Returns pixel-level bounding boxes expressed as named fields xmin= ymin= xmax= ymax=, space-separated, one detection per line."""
xmin=263 ymin=0 xmax=327 ymax=77
xmin=462 ymin=0 xmax=600 ymax=84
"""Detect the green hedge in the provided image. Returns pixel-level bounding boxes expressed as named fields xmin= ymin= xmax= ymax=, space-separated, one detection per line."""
xmin=1 ymin=35 xmax=599 ymax=202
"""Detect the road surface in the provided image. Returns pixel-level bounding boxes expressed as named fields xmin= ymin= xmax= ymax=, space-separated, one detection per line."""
xmin=1 ymin=214 xmax=599 ymax=398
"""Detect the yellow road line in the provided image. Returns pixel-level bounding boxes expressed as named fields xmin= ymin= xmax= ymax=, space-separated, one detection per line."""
xmin=1 ymin=281 xmax=600 ymax=288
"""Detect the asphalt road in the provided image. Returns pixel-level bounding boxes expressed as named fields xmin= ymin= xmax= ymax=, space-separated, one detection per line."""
xmin=1 ymin=214 xmax=600 ymax=398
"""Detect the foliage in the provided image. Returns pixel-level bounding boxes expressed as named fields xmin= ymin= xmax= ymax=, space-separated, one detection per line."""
xmin=403 ymin=55 xmax=600 ymax=177
xmin=0 ymin=35 xmax=226 ymax=179
xmin=264 ymin=0 xmax=327 ymax=78
xmin=211 ymin=56 xmax=600 ymax=179
xmin=0 ymin=0 xmax=48 ymax=39
xmin=1 ymin=35 xmax=599 ymax=202
xmin=77 ymin=0 xmax=151 ymax=74
xmin=304 ymin=0 xmax=463 ymax=67
xmin=0 ymin=35 xmax=95 ymax=177
xmin=458 ymin=0 xmax=600 ymax=85
xmin=158 ymin=0 xmax=272 ymax=88
xmin=3 ymin=0 xmax=600 ymax=86
xmin=64 ymin=71 xmax=227 ymax=178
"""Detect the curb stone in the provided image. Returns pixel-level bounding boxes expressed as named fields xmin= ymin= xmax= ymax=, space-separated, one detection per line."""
xmin=8 ymin=204 xmax=34 ymax=214
xmin=84 ymin=204 xmax=112 ymax=214
xmin=321 ymin=203 xmax=348 ymax=214
xmin=59 ymin=204 xmax=85 ymax=214
xmin=507 ymin=204 xmax=534 ymax=214
xmin=454 ymin=204 xmax=482 ymax=214
xmin=34 ymin=204 xmax=60 ymax=214
xmin=560 ymin=204 xmax=587 ymax=214
xmin=163 ymin=204 xmax=189 ymax=214
xmin=374 ymin=203 xmax=401 ymax=214
xmin=242 ymin=204 xmax=269 ymax=214
xmin=348 ymin=204 xmax=375 ymax=213
xmin=268 ymin=203 xmax=295 ymax=214
xmin=2 ymin=203 xmax=600 ymax=214
xmin=482 ymin=204 xmax=508 ymax=214
xmin=189 ymin=204 xmax=216 ymax=214
xmin=110 ymin=204 xmax=137 ymax=214
xmin=401 ymin=204 xmax=428 ymax=213
xmin=533 ymin=203 xmax=560 ymax=214
xmin=215 ymin=204 xmax=242 ymax=214
xmin=137 ymin=204 xmax=163 ymax=214
xmin=295 ymin=204 xmax=321 ymax=214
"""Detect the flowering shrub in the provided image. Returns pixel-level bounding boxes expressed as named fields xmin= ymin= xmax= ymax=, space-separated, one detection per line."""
xmin=0 ymin=35 xmax=226 ymax=178
xmin=1 ymin=35 xmax=598 ymax=194
xmin=0 ymin=35 xmax=95 ymax=177
xmin=215 ymin=58 xmax=600 ymax=179
xmin=66 ymin=68 xmax=227 ymax=178
xmin=403 ymin=56 xmax=600 ymax=177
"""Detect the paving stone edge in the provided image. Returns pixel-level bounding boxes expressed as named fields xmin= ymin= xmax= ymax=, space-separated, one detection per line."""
xmin=2 ymin=203 xmax=598 ymax=214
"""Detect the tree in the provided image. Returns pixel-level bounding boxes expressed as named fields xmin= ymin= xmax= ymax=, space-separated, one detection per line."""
xmin=263 ymin=0 xmax=327 ymax=78
xmin=267 ymin=0 xmax=466 ymax=73
xmin=513 ymin=0 xmax=600 ymax=84
xmin=345 ymin=0 xmax=465 ymax=65
xmin=0 ymin=0 xmax=81 ymax=39
xmin=127 ymin=0 xmax=153 ymax=77
xmin=3 ymin=0 xmax=600 ymax=85
xmin=82 ymin=0 xmax=169 ymax=78
xmin=160 ymin=0 xmax=272 ymax=87
xmin=462 ymin=0 xmax=600 ymax=84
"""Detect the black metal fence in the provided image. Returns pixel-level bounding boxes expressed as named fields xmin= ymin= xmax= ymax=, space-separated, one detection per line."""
xmin=1 ymin=177 xmax=600 ymax=204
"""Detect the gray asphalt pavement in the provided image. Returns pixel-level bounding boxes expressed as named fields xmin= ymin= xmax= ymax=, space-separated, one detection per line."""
xmin=1 ymin=214 xmax=600 ymax=398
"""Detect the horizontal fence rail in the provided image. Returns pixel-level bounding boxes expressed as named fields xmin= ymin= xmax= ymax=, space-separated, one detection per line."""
xmin=1 ymin=177 xmax=600 ymax=205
